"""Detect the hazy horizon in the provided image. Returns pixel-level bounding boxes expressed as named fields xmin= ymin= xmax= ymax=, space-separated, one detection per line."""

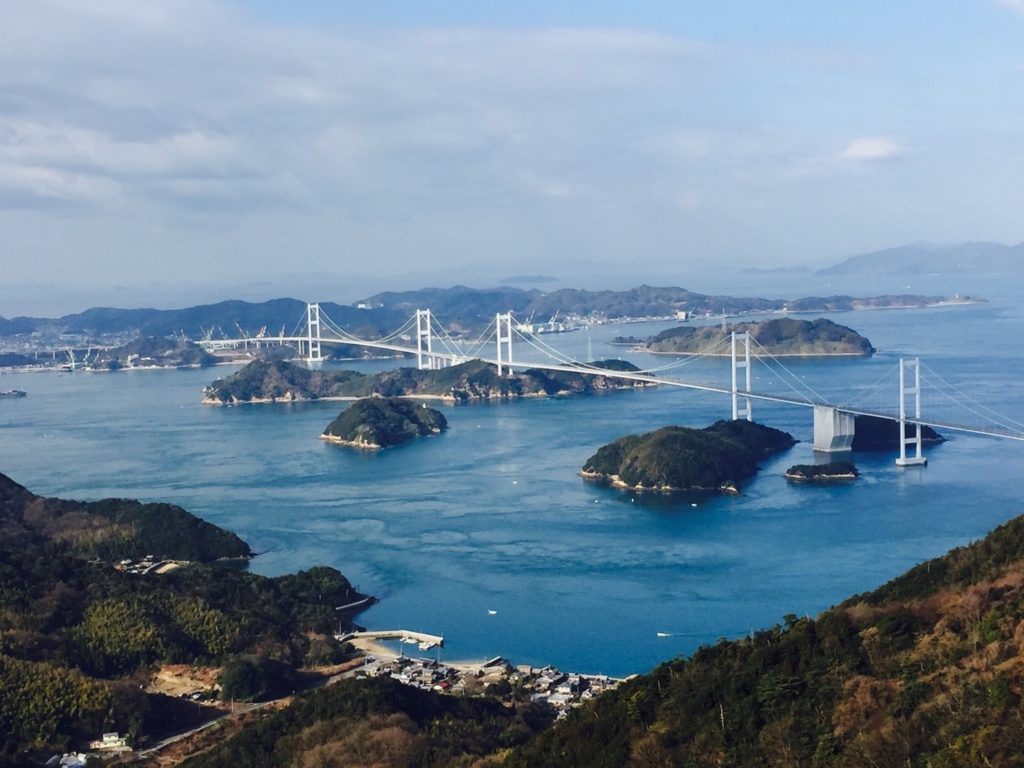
xmin=3 ymin=257 xmax=1019 ymax=319
xmin=3 ymin=1 xmax=1023 ymax=315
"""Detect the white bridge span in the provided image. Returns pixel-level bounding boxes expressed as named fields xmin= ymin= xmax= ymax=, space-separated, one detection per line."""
xmin=199 ymin=303 xmax=1024 ymax=465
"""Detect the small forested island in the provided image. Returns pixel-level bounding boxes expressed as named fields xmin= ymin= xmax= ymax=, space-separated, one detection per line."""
xmin=630 ymin=317 xmax=874 ymax=356
xmin=784 ymin=460 xmax=859 ymax=482
xmin=321 ymin=397 xmax=448 ymax=449
xmin=89 ymin=336 xmax=218 ymax=370
xmin=852 ymin=414 xmax=946 ymax=450
xmin=0 ymin=472 xmax=372 ymax=762
xmin=203 ymin=358 xmax=646 ymax=404
xmin=581 ymin=419 xmax=796 ymax=493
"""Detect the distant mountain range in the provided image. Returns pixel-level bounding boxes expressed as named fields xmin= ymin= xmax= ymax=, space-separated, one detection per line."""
xmin=357 ymin=285 xmax=957 ymax=329
xmin=0 ymin=283 xmax=972 ymax=346
xmin=0 ymin=299 xmax=405 ymax=340
xmin=818 ymin=241 xmax=1024 ymax=277
xmin=5 ymin=238 xmax=1015 ymax=343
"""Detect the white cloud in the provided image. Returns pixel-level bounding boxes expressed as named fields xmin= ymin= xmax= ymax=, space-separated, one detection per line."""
xmin=840 ymin=137 xmax=904 ymax=162
xmin=0 ymin=2 xmax=706 ymax=216
xmin=0 ymin=120 xmax=244 ymax=179
xmin=995 ymin=0 xmax=1024 ymax=14
xmin=0 ymin=164 xmax=121 ymax=204
xmin=0 ymin=0 xmax=1020 ymax=301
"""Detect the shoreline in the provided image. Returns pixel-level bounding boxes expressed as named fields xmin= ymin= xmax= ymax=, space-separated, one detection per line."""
xmin=784 ymin=472 xmax=858 ymax=482
xmin=202 ymin=383 xmax=647 ymax=406
xmin=202 ymin=393 xmax=455 ymax=406
xmin=580 ymin=470 xmax=739 ymax=495
xmin=344 ymin=635 xmax=630 ymax=683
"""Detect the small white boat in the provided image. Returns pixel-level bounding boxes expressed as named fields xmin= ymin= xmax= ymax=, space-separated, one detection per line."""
xmin=487 ymin=610 xmax=498 ymax=616
xmin=656 ymin=632 xmax=672 ymax=638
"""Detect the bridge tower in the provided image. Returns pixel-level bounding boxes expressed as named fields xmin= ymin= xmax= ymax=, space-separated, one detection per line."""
xmin=730 ymin=331 xmax=752 ymax=421
xmin=896 ymin=357 xmax=927 ymax=467
xmin=305 ymin=302 xmax=323 ymax=364
xmin=416 ymin=309 xmax=435 ymax=370
xmin=496 ymin=312 xmax=514 ymax=375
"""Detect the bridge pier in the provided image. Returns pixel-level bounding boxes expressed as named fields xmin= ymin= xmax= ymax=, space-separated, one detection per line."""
xmin=813 ymin=406 xmax=855 ymax=452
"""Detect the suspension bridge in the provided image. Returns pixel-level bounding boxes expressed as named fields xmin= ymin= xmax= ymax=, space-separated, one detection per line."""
xmin=198 ymin=302 xmax=1024 ymax=466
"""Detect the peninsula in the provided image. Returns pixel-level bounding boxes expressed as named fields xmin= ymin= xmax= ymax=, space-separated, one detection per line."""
xmin=0 ymin=472 xmax=372 ymax=761
xmin=203 ymin=358 xmax=647 ymax=405
xmin=506 ymin=513 xmax=1024 ymax=767
xmin=622 ymin=317 xmax=874 ymax=356
xmin=89 ymin=336 xmax=218 ymax=370
xmin=580 ymin=419 xmax=796 ymax=493
xmin=321 ymin=397 xmax=448 ymax=449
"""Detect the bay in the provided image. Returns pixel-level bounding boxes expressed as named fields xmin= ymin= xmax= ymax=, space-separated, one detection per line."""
xmin=1 ymin=300 xmax=1023 ymax=677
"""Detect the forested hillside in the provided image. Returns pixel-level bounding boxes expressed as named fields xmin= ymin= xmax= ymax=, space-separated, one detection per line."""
xmin=0 ymin=474 xmax=369 ymax=763
xmin=507 ymin=515 xmax=1024 ymax=767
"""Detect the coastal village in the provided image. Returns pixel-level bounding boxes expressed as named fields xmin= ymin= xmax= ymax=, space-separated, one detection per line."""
xmin=48 ymin=632 xmax=625 ymax=765
xmin=106 ymin=553 xmax=624 ymax=719
xmin=343 ymin=633 xmax=626 ymax=717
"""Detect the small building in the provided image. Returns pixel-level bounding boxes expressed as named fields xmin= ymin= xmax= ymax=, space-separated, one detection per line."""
xmin=88 ymin=732 xmax=130 ymax=751
xmin=45 ymin=754 xmax=89 ymax=768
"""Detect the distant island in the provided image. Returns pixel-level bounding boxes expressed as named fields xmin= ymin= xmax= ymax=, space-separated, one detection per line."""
xmin=203 ymin=358 xmax=647 ymax=405
xmin=358 ymin=285 xmax=975 ymax=328
xmin=818 ymin=241 xmax=1023 ymax=278
xmin=322 ymin=398 xmax=448 ymax=450
xmin=581 ymin=419 xmax=796 ymax=493
xmin=619 ymin=318 xmax=874 ymax=357
xmin=784 ymin=460 xmax=859 ymax=482
xmin=89 ymin=336 xmax=219 ymax=370
xmin=852 ymin=414 xmax=946 ymax=451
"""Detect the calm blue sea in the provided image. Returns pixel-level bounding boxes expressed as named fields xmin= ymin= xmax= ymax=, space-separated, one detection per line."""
xmin=2 ymin=301 xmax=1023 ymax=677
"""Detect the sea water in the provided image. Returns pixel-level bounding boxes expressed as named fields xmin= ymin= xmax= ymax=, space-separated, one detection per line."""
xmin=2 ymin=301 xmax=1023 ymax=677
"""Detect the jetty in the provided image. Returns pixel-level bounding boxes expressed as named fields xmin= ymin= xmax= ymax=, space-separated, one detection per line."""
xmin=337 ymin=629 xmax=445 ymax=649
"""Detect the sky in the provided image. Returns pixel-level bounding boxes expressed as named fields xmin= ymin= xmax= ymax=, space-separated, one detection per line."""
xmin=1 ymin=0 xmax=1023 ymax=315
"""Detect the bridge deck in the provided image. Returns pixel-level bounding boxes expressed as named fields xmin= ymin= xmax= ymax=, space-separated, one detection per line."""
xmin=199 ymin=334 xmax=1024 ymax=442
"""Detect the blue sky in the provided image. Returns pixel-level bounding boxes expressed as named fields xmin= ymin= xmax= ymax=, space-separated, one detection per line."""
xmin=1 ymin=1 xmax=1022 ymax=313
